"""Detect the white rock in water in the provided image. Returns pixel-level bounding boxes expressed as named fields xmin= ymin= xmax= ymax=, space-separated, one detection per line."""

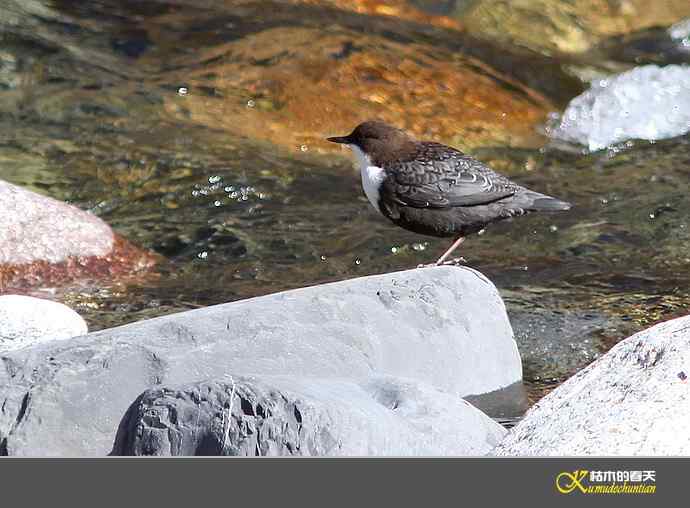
xmin=0 ymin=295 xmax=88 ymax=351
xmin=493 ymin=314 xmax=690 ymax=456
xmin=549 ymin=64 xmax=690 ymax=151
xmin=669 ymin=18 xmax=690 ymax=40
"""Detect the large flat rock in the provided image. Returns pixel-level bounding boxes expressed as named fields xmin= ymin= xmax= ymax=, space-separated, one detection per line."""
xmin=112 ymin=376 xmax=506 ymax=456
xmin=0 ymin=266 xmax=521 ymax=456
xmin=493 ymin=314 xmax=690 ymax=456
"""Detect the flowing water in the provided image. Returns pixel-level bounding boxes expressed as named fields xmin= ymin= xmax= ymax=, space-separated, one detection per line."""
xmin=1 ymin=0 xmax=689 ymax=404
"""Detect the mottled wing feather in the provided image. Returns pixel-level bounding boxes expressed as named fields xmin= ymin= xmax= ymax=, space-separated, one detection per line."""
xmin=384 ymin=143 xmax=518 ymax=209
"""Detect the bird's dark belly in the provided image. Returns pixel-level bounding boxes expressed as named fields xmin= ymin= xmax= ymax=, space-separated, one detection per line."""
xmin=387 ymin=203 xmax=527 ymax=238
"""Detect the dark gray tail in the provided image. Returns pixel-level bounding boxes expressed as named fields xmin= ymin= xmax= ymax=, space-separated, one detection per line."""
xmin=526 ymin=193 xmax=572 ymax=212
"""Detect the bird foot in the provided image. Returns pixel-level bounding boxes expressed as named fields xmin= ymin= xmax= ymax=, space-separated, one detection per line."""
xmin=416 ymin=257 xmax=467 ymax=268
xmin=439 ymin=257 xmax=467 ymax=266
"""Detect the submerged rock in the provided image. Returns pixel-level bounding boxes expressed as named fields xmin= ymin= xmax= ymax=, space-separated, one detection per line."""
xmin=0 ymin=295 xmax=87 ymax=351
xmin=315 ymin=0 xmax=463 ymax=29
xmin=0 ymin=180 xmax=156 ymax=291
xmin=493 ymin=314 xmax=690 ymax=456
xmin=167 ymin=19 xmax=554 ymax=152
xmin=0 ymin=266 xmax=522 ymax=456
xmin=112 ymin=376 xmax=506 ymax=456
xmin=593 ymin=24 xmax=690 ymax=66
xmin=548 ymin=64 xmax=690 ymax=151
xmin=458 ymin=0 xmax=690 ymax=54
xmin=0 ymin=0 xmax=580 ymax=155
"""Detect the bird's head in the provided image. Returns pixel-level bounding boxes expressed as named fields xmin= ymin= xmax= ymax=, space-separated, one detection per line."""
xmin=327 ymin=121 xmax=415 ymax=163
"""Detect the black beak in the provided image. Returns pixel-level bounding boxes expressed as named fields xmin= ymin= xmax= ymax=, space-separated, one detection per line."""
xmin=327 ymin=135 xmax=351 ymax=144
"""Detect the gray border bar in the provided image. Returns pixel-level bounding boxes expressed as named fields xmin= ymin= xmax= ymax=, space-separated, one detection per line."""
xmin=0 ymin=457 xmax=683 ymax=506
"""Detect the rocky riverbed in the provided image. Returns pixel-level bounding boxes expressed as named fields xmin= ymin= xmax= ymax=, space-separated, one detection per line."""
xmin=1 ymin=267 xmax=687 ymax=456
xmin=1 ymin=267 xmax=517 ymax=456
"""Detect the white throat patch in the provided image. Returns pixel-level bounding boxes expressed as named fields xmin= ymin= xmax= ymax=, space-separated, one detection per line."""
xmin=349 ymin=145 xmax=386 ymax=213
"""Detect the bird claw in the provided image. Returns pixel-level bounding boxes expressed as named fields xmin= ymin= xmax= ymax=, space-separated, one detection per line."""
xmin=440 ymin=257 xmax=467 ymax=266
xmin=417 ymin=257 xmax=467 ymax=269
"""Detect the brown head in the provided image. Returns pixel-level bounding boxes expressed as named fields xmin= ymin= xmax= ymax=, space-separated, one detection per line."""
xmin=327 ymin=121 xmax=416 ymax=164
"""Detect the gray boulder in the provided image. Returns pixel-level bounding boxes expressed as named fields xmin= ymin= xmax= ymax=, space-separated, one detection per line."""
xmin=0 ymin=266 xmax=521 ymax=456
xmin=112 ymin=376 xmax=506 ymax=456
xmin=493 ymin=314 xmax=690 ymax=456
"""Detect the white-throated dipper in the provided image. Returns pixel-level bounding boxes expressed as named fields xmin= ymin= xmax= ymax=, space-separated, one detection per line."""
xmin=327 ymin=121 xmax=571 ymax=265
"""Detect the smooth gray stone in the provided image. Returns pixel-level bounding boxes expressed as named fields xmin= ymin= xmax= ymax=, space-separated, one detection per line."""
xmin=112 ymin=375 xmax=507 ymax=456
xmin=0 ymin=266 xmax=521 ymax=456
xmin=493 ymin=314 xmax=690 ymax=456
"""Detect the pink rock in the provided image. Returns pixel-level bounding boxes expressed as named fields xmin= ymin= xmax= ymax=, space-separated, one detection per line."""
xmin=0 ymin=180 xmax=156 ymax=291
xmin=0 ymin=180 xmax=114 ymax=264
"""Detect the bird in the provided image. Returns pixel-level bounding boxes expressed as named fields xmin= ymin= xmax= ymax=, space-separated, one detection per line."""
xmin=327 ymin=121 xmax=571 ymax=266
